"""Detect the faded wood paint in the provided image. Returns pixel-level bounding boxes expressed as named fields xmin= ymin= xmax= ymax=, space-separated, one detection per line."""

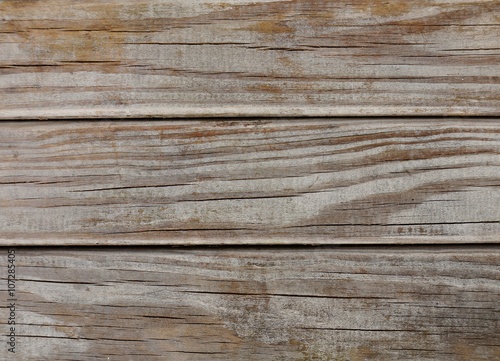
xmin=0 ymin=119 xmax=499 ymax=245
xmin=0 ymin=247 xmax=498 ymax=360
xmin=0 ymin=0 xmax=499 ymax=119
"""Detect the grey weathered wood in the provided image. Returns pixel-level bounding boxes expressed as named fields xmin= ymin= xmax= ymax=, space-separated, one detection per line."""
xmin=0 ymin=247 xmax=498 ymax=360
xmin=0 ymin=0 xmax=499 ymax=119
xmin=0 ymin=119 xmax=499 ymax=245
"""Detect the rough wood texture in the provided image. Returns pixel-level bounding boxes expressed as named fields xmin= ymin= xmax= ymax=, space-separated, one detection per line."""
xmin=0 ymin=246 xmax=498 ymax=360
xmin=0 ymin=0 xmax=499 ymax=119
xmin=1 ymin=119 xmax=499 ymax=245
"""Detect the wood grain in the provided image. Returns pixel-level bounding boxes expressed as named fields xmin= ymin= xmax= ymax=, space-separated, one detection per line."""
xmin=1 ymin=119 xmax=499 ymax=245
xmin=0 ymin=0 xmax=499 ymax=119
xmin=0 ymin=246 xmax=498 ymax=360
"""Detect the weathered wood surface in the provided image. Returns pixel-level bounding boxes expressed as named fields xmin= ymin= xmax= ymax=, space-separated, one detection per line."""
xmin=0 ymin=247 xmax=498 ymax=360
xmin=0 ymin=0 xmax=499 ymax=119
xmin=1 ymin=119 xmax=499 ymax=245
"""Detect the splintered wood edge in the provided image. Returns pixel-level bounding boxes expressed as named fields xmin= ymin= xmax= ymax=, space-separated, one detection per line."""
xmin=1 ymin=236 xmax=499 ymax=246
xmin=1 ymin=105 xmax=500 ymax=120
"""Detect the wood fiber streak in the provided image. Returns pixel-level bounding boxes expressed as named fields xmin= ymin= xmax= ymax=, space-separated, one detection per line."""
xmin=0 ymin=247 xmax=498 ymax=360
xmin=0 ymin=0 xmax=499 ymax=118
xmin=1 ymin=119 xmax=499 ymax=245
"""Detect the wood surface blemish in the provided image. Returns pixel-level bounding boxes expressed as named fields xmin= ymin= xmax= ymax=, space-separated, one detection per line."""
xmin=357 ymin=0 xmax=411 ymax=17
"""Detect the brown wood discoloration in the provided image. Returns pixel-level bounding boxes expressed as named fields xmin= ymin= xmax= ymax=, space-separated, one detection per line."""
xmin=0 ymin=0 xmax=498 ymax=118
xmin=0 ymin=119 xmax=499 ymax=245
xmin=362 ymin=0 xmax=411 ymax=17
xmin=0 ymin=247 xmax=498 ymax=360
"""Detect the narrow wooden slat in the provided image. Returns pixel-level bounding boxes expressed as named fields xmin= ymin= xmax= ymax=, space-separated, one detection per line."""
xmin=0 ymin=247 xmax=498 ymax=360
xmin=0 ymin=0 xmax=499 ymax=119
xmin=1 ymin=119 xmax=499 ymax=245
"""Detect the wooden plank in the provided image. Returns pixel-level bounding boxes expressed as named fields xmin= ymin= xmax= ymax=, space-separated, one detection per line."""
xmin=0 ymin=246 xmax=498 ymax=360
xmin=0 ymin=0 xmax=499 ymax=119
xmin=1 ymin=119 xmax=499 ymax=245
